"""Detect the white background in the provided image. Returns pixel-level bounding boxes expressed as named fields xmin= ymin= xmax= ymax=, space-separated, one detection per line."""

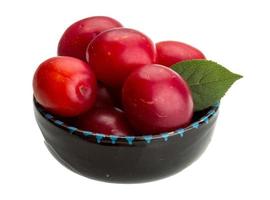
xmin=0 ymin=0 xmax=269 ymax=199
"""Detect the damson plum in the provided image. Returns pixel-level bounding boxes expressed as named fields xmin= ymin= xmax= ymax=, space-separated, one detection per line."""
xmin=122 ymin=64 xmax=193 ymax=134
xmin=58 ymin=16 xmax=122 ymax=61
xmin=74 ymin=106 xmax=134 ymax=136
xmin=86 ymin=28 xmax=156 ymax=88
xmin=33 ymin=56 xmax=97 ymax=117
xmin=156 ymin=41 xmax=205 ymax=67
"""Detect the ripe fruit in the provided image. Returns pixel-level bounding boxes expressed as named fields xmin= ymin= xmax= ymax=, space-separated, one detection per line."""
xmin=86 ymin=28 xmax=156 ymax=88
xmin=156 ymin=41 xmax=205 ymax=67
xmin=33 ymin=56 xmax=97 ymax=117
xmin=122 ymin=64 xmax=193 ymax=134
xmin=94 ymin=83 xmax=114 ymax=108
xmin=74 ymin=106 xmax=134 ymax=136
xmin=58 ymin=16 xmax=122 ymax=61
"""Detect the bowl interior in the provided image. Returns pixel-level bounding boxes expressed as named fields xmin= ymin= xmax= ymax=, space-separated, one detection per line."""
xmin=34 ymin=98 xmax=219 ymax=144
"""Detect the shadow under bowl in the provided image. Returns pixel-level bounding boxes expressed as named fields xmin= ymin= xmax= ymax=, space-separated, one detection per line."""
xmin=34 ymin=99 xmax=219 ymax=183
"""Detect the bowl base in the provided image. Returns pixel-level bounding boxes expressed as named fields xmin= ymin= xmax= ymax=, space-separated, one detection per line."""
xmin=44 ymin=126 xmax=215 ymax=183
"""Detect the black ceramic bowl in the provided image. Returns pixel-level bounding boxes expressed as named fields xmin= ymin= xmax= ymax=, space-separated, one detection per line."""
xmin=34 ymin=99 xmax=219 ymax=183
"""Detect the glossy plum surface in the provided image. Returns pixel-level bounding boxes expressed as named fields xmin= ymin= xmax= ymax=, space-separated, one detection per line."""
xmin=74 ymin=106 xmax=134 ymax=136
xmin=156 ymin=41 xmax=205 ymax=67
xmin=33 ymin=56 xmax=97 ymax=117
xmin=86 ymin=28 xmax=156 ymax=88
xmin=58 ymin=16 xmax=122 ymax=61
xmin=122 ymin=64 xmax=193 ymax=134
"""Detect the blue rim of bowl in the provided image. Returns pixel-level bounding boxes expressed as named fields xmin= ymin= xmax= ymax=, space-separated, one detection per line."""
xmin=35 ymin=100 xmax=219 ymax=145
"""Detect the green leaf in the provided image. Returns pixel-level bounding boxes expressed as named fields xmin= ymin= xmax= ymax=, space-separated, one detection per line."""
xmin=171 ymin=60 xmax=242 ymax=111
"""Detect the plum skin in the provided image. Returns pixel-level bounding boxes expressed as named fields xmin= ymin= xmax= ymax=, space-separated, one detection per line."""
xmin=33 ymin=56 xmax=97 ymax=117
xmin=73 ymin=106 xmax=134 ymax=136
xmin=156 ymin=41 xmax=205 ymax=67
xmin=86 ymin=28 xmax=156 ymax=88
xmin=122 ymin=64 xmax=193 ymax=134
xmin=58 ymin=16 xmax=122 ymax=61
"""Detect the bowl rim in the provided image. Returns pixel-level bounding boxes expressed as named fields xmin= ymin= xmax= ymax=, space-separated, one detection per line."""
xmin=34 ymin=98 xmax=219 ymax=144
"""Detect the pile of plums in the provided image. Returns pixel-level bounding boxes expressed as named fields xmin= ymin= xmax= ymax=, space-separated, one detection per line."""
xmin=33 ymin=16 xmax=205 ymax=136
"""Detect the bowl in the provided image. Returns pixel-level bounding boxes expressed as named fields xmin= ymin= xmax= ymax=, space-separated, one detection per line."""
xmin=34 ymin=98 xmax=219 ymax=183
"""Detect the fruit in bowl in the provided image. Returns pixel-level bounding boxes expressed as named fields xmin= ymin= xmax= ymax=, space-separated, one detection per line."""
xmin=72 ymin=106 xmax=134 ymax=136
xmin=122 ymin=64 xmax=193 ymax=134
xmin=33 ymin=15 xmax=242 ymax=183
xmin=156 ymin=41 xmax=205 ymax=67
xmin=33 ymin=56 xmax=97 ymax=117
xmin=86 ymin=28 xmax=156 ymax=88
xmin=58 ymin=16 xmax=122 ymax=61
